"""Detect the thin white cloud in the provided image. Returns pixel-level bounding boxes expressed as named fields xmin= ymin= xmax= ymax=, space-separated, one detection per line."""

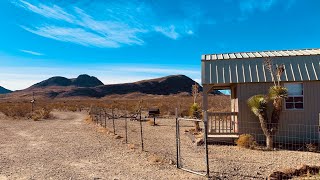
xmin=13 ymin=0 xmax=197 ymax=47
xmin=21 ymin=25 xmax=121 ymax=48
xmin=14 ymin=0 xmax=75 ymax=23
xmin=154 ymin=25 xmax=180 ymax=39
xmin=20 ymin=49 xmax=44 ymax=56
xmin=239 ymin=0 xmax=276 ymax=13
xmin=186 ymin=30 xmax=194 ymax=35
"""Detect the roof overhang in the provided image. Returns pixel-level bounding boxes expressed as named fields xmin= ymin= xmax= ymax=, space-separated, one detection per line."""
xmin=201 ymin=52 xmax=320 ymax=85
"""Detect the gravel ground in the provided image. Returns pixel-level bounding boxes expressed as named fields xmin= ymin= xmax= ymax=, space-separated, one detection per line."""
xmin=1 ymin=111 xmax=320 ymax=180
xmin=100 ymin=116 xmax=320 ymax=179
xmin=0 ymin=111 xmax=201 ymax=180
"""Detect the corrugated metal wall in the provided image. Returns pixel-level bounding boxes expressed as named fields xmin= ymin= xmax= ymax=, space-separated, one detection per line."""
xmin=237 ymin=81 xmax=320 ymax=143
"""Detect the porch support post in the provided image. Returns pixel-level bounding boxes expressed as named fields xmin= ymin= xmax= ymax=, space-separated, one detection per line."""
xmin=202 ymin=84 xmax=214 ymax=112
xmin=202 ymin=85 xmax=209 ymax=112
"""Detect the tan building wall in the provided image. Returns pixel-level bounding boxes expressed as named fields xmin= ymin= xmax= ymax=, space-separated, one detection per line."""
xmin=236 ymin=81 xmax=320 ymax=143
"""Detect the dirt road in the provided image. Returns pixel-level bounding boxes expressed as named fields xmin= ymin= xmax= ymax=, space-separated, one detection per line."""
xmin=0 ymin=111 xmax=201 ymax=180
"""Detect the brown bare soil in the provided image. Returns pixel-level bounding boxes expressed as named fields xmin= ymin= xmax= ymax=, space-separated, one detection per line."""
xmin=0 ymin=111 xmax=201 ymax=180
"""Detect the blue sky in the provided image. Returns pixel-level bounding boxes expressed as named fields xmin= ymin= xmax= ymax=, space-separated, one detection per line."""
xmin=0 ymin=0 xmax=320 ymax=90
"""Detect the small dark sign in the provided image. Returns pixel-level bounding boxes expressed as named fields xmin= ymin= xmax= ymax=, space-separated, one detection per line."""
xmin=148 ymin=109 xmax=160 ymax=116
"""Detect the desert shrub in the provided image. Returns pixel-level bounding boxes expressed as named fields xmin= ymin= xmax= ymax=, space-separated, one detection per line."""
xmin=85 ymin=115 xmax=93 ymax=123
xmin=65 ymin=106 xmax=78 ymax=112
xmin=306 ymin=143 xmax=318 ymax=152
xmin=236 ymin=134 xmax=257 ymax=149
xmin=31 ymin=108 xmax=52 ymax=121
xmin=0 ymin=103 xmax=31 ymax=118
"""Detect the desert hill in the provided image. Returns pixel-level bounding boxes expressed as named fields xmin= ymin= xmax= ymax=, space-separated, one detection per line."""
xmin=0 ymin=86 xmax=12 ymax=94
xmin=31 ymin=74 xmax=104 ymax=88
xmin=5 ymin=74 xmax=221 ymax=99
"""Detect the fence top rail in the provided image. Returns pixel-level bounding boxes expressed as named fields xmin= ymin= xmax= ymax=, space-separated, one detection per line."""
xmin=177 ymin=118 xmax=203 ymax=122
xmin=208 ymin=112 xmax=238 ymax=116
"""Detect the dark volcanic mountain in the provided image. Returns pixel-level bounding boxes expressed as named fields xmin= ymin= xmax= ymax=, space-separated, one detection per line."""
xmin=31 ymin=74 xmax=104 ymax=88
xmin=61 ymin=75 xmax=221 ymax=98
xmin=8 ymin=74 xmax=221 ymax=99
xmin=0 ymin=86 xmax=12 ymax=94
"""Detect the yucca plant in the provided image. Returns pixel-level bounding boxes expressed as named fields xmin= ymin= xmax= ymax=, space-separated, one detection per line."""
xmin=190 ymin=83 xmax=201 ymax=132
xmin=190 ymin=103 xmax=202 ymax=132
xmin=247 ymin=59 xmax=288 ymax=150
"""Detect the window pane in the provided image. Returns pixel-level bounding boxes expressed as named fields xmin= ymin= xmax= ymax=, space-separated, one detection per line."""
xmin=294 ymin=97 xmax=303 ymax=103
xmin=286 ymin=97 xmax=294 ymax=102
xmin=295 ymin=103 xmax=303 ymax=109
xmin=286 ymin=103 xmax=294 ymax=109
xmin=285 ymin=83 xmax=303 ymax=95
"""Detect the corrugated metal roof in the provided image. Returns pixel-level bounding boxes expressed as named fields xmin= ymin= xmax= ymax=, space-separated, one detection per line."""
xmin=202 ymin=49 xmax=320 ymax=84
xmin=202 ymin=48 xmax=320 ymax=60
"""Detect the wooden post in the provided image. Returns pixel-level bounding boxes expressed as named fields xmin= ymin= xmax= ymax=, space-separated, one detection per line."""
xmin=31 ymin=92 xmax=35 ymax=114
xmin=202 ymin=85 xmax=210 ymax=113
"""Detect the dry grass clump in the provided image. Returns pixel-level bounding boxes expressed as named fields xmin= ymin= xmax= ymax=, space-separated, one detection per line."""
xmin=128 ymin=144 xmax=136 ymax=150
xmin=0 ymin=103 xmax=31 ymax=118
xmin=236 ymin=134 xmax=257 ymax=149
xmin=148 ymin=154 xmax=165 ymax=164
xmin=97 ymin=127 xmax=108 ymax=133
xmin=31 ymin=108 xmax=52 ymax=121
xmin=306 ymin=143 xmax=318 ymax=153
xmin=268 ymin=165 xmax=320 ymax=180
xmin=84 ymin=115 xmax=93 ymax=123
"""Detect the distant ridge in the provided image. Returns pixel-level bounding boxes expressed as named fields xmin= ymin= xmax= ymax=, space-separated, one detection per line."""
xmin=8 ymin=74 xmax=222 ymax=99
xmin=0 ymin=86 xmax=12 ymax=94
xmin=60 ymin=74 xmax=221 ymax=98
xmin=31 ymin=74 xmax=104 ymax=88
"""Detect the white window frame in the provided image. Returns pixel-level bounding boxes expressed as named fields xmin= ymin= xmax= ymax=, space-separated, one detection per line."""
xmin=284 ymin=82 xmax=304 ymax=110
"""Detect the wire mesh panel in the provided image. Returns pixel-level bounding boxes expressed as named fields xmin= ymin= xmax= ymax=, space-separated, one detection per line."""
xmin=143 ymin=117 xmax=176 ymax=162
xmin=88 ymin=106 xmax=320 ymax=179
xmin=176 ymin=116 xmax=209 ymax=177
xmin=207 ymin=119 xmax=320 ymax=179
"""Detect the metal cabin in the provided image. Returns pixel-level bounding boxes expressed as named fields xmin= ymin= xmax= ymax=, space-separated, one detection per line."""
xmin=201 ymin=48 xmax=320 ymax=144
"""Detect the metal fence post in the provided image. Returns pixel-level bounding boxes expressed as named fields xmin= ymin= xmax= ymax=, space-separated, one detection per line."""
xmin=203 ymin=110 xmax=210 ymax=178
xmin=139 ymin=108 xmax=144 ymax=151
xmin=104 ymin=110 xmax=107 ymax=128
xmin=99 ymin=108 xmax=102 ymax=126
xmin=175 ymin=108 xmax=180 ymax=168
xmin=125 ymin=110 xmax=128 ymax=144
xmin=112 ymin=108 xmax=116 ymax=135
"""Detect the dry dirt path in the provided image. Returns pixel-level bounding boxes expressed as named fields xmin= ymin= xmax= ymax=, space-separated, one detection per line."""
xmin=0 ymin=111 xmax=202 ymax=180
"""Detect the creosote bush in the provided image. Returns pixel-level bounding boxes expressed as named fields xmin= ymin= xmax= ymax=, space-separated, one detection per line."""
xmin=306 ymin=143 xmax=318 ymax=153
xmin=0 ymin=103 xmax=31 ymax=118
xmin=236 ymin=134 xmax=257 ymax=149
xmin=31 ymin=108 xmax=52 ymax=121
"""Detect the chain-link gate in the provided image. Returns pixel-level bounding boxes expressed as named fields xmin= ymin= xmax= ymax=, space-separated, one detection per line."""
xmin=175 ymin=109 xmax=210 ymax=177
